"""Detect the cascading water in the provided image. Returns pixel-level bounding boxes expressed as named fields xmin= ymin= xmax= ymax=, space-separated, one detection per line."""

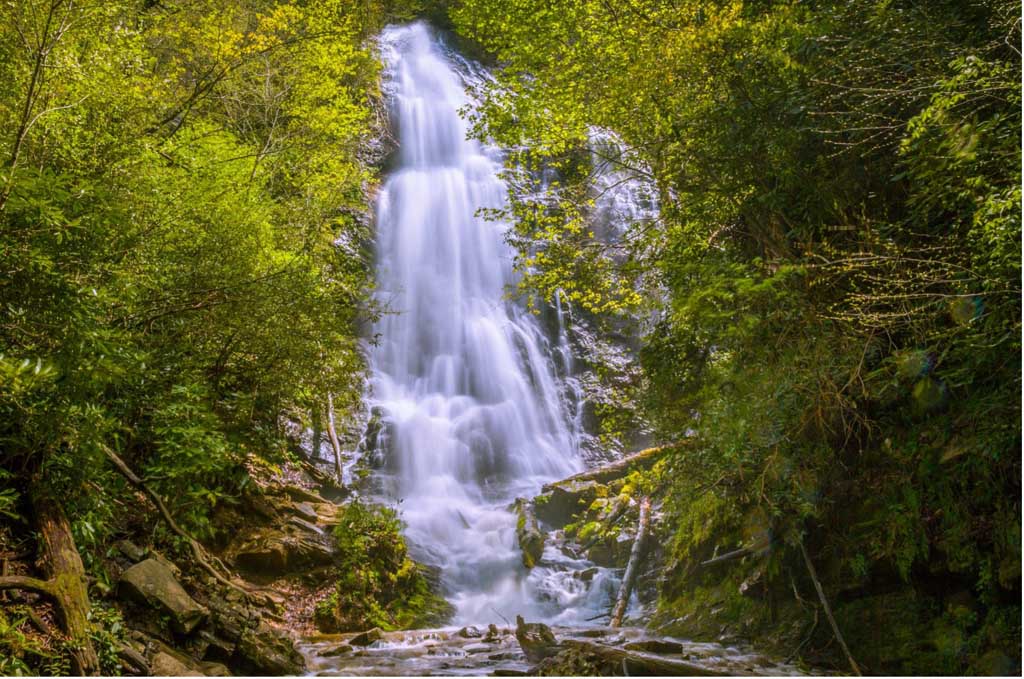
xmin=366 ymin=22 xmax=616 ymax=625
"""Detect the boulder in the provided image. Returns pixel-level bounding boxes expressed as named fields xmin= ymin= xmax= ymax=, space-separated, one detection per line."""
xmin=457 ymin=625 xmax=483 ymax=639
xmin=235 ymin=620 xmax=305 ymax=675
xmin=119 ymin=559 xmax=208 ymax=634
xmin=150 ymin=652 xmax=204 ymax=677
xmin=318 ymin=644 xmax=353 ymax=657
xmin=349 ymin=627 xmax=384 ymax=646
xmin=230 ymin=525 xmax=334 ymax=575
xmin=514 ymin=616 xmax=559 ymax=663
xmin=586 ymin=531 xmax=633 ymax=568
xmin=513 ymin=499 xmax=545 ymax=568
xmin=534 ymin=480 xmax=604 ymax=528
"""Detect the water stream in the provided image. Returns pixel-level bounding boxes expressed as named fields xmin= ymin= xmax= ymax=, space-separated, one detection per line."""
xmin=306 ymin=22 xmax=807 ymax=676
xmin=364 ymin=22 xmax=615 ymax=626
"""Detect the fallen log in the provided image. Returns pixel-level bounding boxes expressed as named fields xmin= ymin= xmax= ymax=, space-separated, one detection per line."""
xmin=0 ymin=483 xmax=100 ymax=675
xmin=542 ymin=445 xmax=674 ymax=491
xmin=558 ymin=640 xmax=728 ymax=676
xmin=609 ymin=496 xmax=651 ymax=628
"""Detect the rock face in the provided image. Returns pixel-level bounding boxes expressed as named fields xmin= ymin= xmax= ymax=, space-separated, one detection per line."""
xmin=236 ymin=620 xmax=306 ymax=675
xmin=230 ymin=524 xmax=334 ymax=575
xmin=119 ymin=559 xmax=209 ymax=634
xmin=513 ymin=499 xmax=545 ymax=568
xmin=534 ymin=480 xmax=603 ymax=528
xmin=150 ymin=650 xmax=205 ymax=676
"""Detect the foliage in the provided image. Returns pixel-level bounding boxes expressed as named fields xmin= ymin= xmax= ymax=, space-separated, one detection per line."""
xmin=451 ymin=0 xmax=1020 ymax=671
xmin=314 ymin=500 xmax=452 ymax=632
xmin=0 ymin=0 xmax=397 ymax=551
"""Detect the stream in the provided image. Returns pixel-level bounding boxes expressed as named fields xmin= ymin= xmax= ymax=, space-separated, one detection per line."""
xmin=305 ymin=22 xmax=807 ymax=676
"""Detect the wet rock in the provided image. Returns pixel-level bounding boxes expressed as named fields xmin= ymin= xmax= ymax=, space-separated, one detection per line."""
xmin=579 ymin=629 xmax=609 ymax=638
xmin=464 ymin=643 xmax=492 ymax=654
xmin=119 ymin=559 xmax=209 ymax=634
xmin=575 ymin=567 xmax=600 ymax=582
xmin=349 ymin=627 xmax=384 ymax=646
xmin=534 ymin=480 xmax=604 ymax=528
xmin=514 ymin=616 xmax=559 ymax=663
xmin=457 ymin=625 xmax=483 ymax=639
xmin=150 ymin=651 xmax=204 ymax=677
xmin=318 ymin=644 xmax=353 ymax=657
xmin=236 ymin=620 xmax=305 ymax=675
xmin=493 ymin=670 xmax=530 ymax=677
xmin=483 ymin=623 xmax=502 ymax=642
xmin=586 ymin=531 xmax=633 ymax=568
xmin=623 ymin=639 xmax=684 ymax=654
xmin=513 ymin=499 xmax=545 ymax=568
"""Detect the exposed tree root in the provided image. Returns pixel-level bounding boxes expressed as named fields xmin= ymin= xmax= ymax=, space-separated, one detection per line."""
xmin=101 ymin=445 xmax=253 ymax=602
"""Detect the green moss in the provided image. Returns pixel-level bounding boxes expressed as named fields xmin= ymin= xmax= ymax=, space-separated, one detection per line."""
xmin=314 ymin=500 xmax=453 ymax=633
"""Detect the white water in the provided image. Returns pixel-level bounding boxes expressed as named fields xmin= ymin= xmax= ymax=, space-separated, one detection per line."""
xmin=366 ymin=23 xmax=619 ymax=625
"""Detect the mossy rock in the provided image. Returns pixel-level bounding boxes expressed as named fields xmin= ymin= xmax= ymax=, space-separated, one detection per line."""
xmin=534 ymin=480 xmax=606 ymax=528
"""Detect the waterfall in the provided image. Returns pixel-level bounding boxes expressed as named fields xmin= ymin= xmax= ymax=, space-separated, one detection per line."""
xmin=365 ymin=23 xmax=616 ymax=624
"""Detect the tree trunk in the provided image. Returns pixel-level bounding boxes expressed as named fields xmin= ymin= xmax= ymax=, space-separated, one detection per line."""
xmin=610 ymin=496 xmax=651 ymax=627
xmin=30 ymin=485 xmax=100 ymax=675
xmin=325 ymin=392 xmax=344 ymax=484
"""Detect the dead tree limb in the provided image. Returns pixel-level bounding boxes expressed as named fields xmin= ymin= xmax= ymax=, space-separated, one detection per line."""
xmin=610 ymin=496 xmax=651 ymax=628
xmin=800 ymin=541 xmax=861 ymax=676
xmin=543 ymin=445 xmax=673 ymax=491
xmin=700 ymin=546 xmax=754 ymax=567
xmin=325 ymin=392 xmax=344 ymax=484
xmin=101 ymin=445 xmax=252 ymax=601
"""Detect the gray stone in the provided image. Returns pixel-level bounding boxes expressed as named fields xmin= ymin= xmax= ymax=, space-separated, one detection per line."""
xmin=318 ymin=644 xmax=354 ymax=657
xmin=349 ymin=627 xmax=384 ymax=646
xmin=289 ymin=502 xmax=319 ymax=522
xmin=119 ymin=559 xmax=208 ymax=634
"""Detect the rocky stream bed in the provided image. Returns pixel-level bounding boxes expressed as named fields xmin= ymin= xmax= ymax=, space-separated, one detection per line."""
xmin=300 ymin=623 xmax=814 ymax=676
